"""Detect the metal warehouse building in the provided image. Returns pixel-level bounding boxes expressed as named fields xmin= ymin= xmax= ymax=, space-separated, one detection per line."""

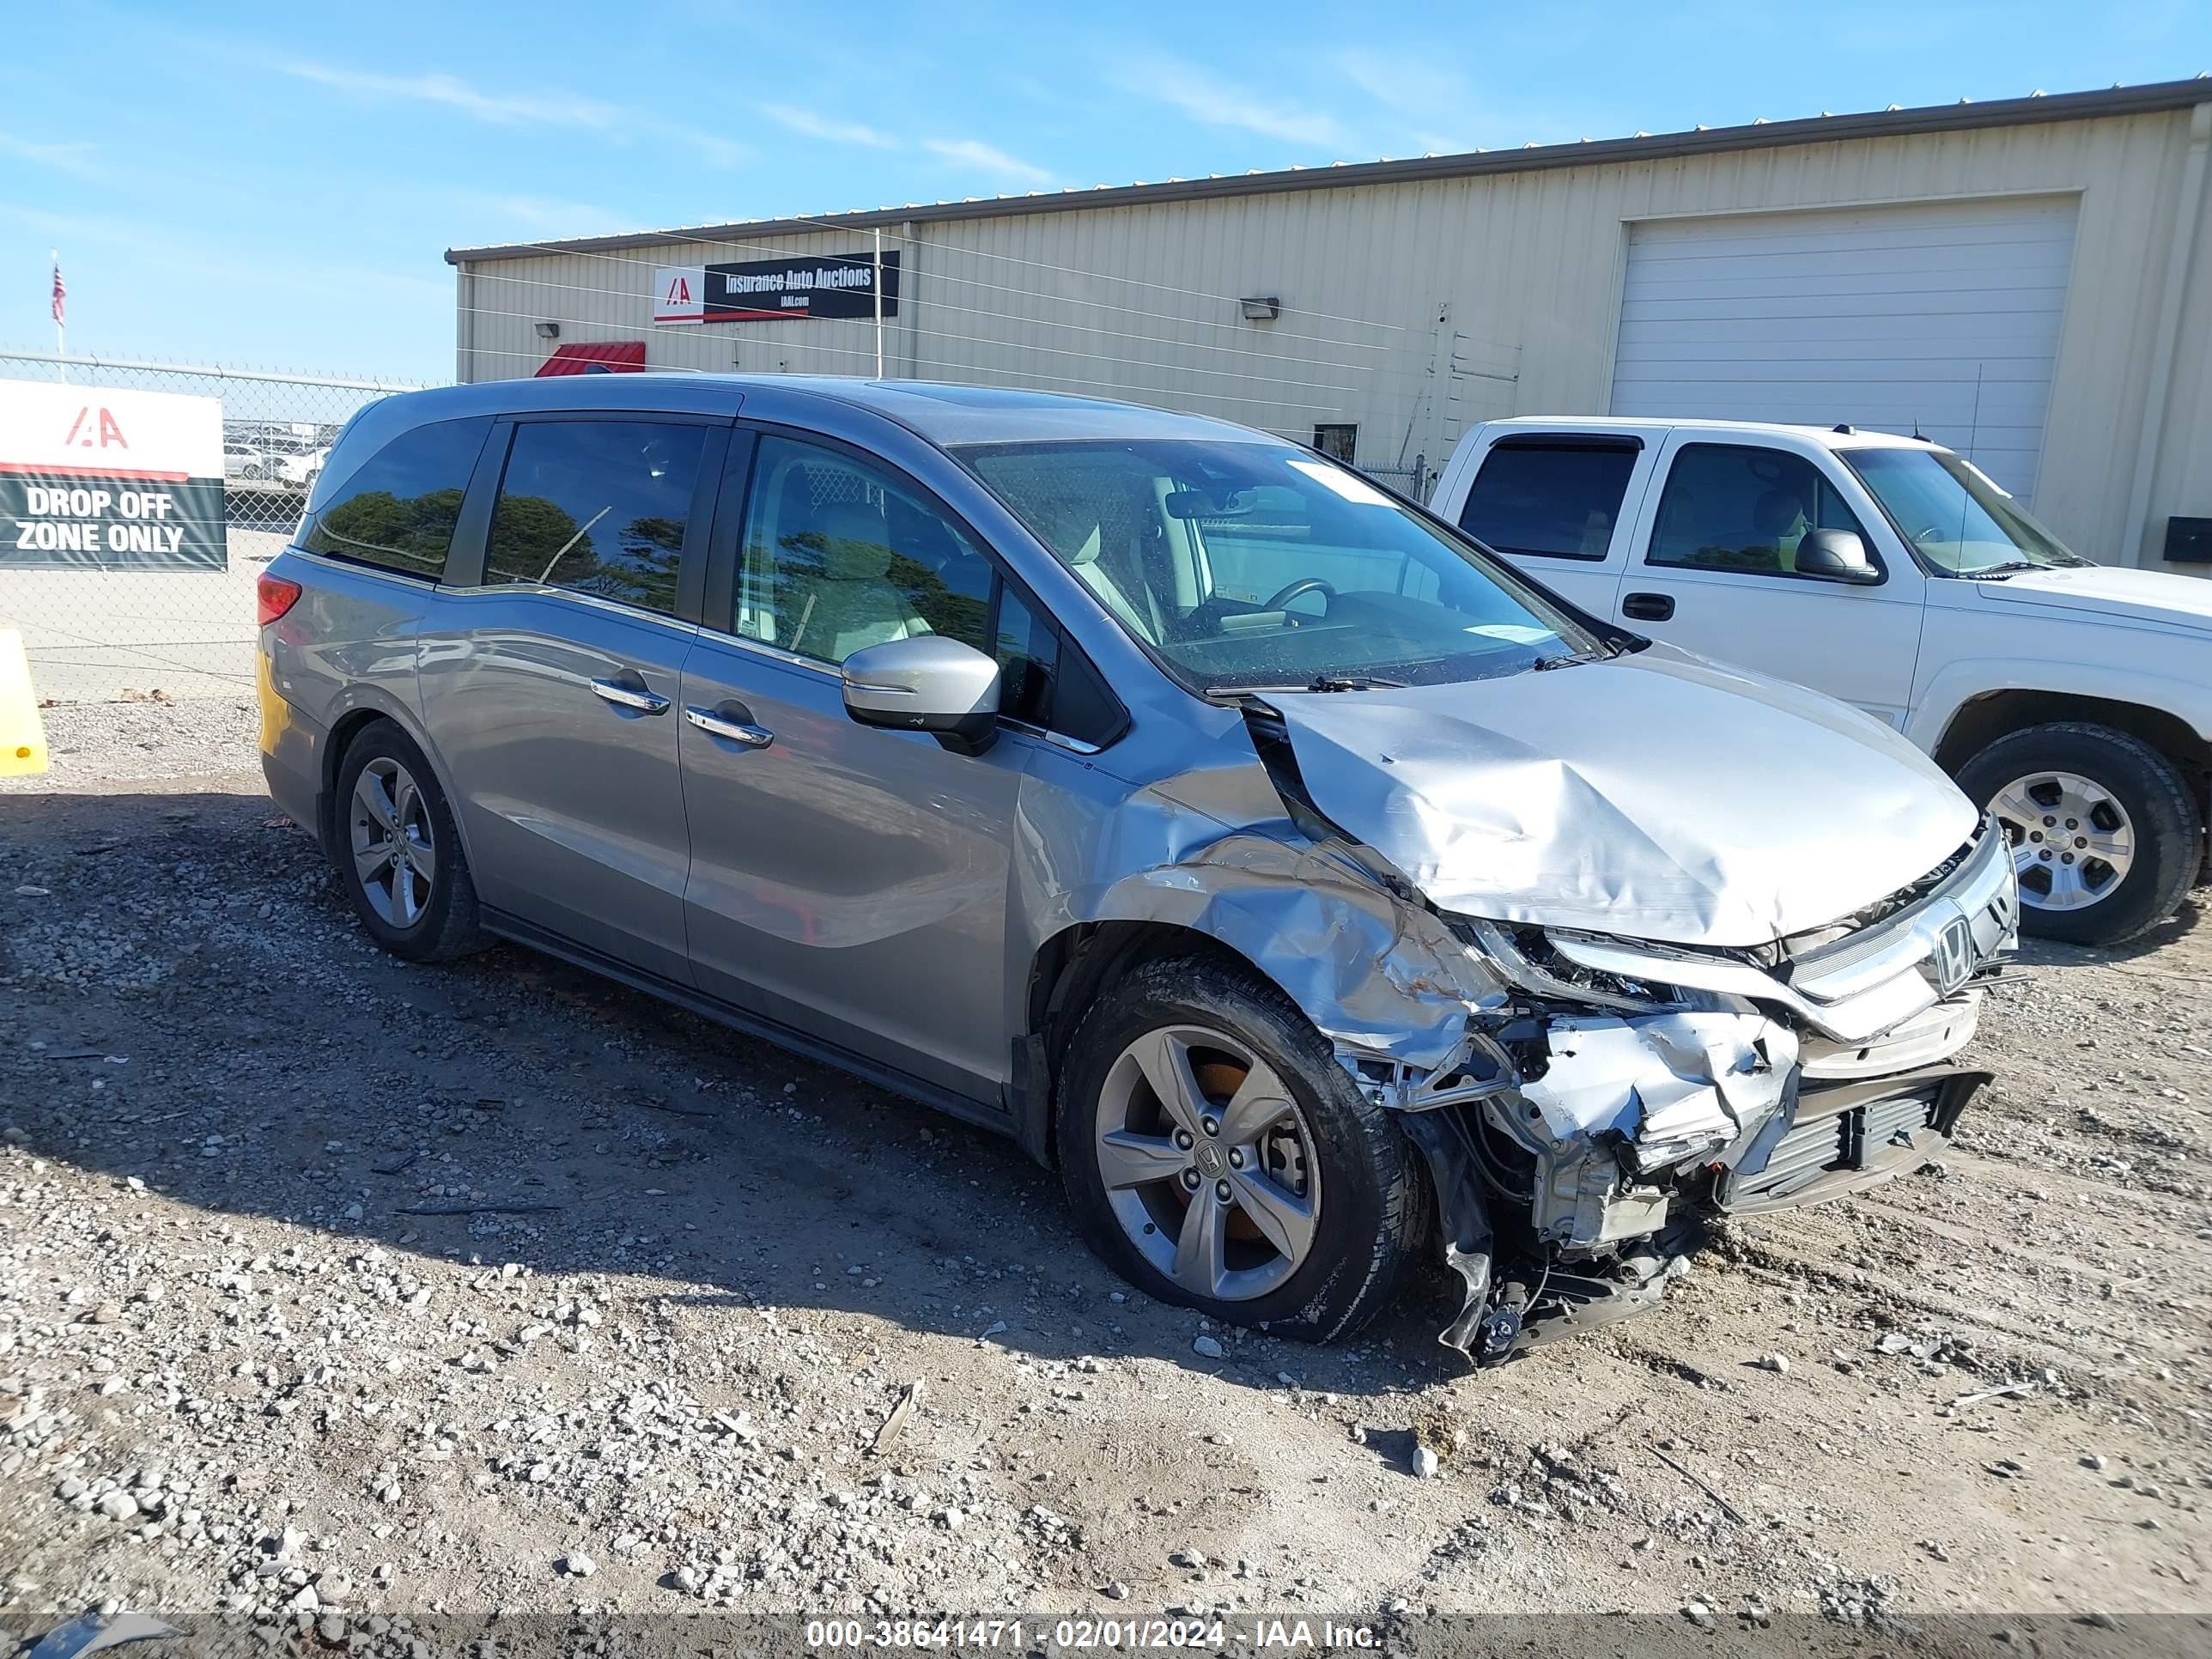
xmin=449 ymin=77 xmax=2212 ymax=574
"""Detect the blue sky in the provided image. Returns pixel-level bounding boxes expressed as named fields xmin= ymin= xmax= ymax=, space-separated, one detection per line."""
xmin=3 ymin=0 xmax=2209 ymax=383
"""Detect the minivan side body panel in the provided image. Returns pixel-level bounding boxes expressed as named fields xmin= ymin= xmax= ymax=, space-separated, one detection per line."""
xmin=677 ymin=633 xmax=1033 ymax=1099
xmin=410 ymin=415 xmax=729 ymax=985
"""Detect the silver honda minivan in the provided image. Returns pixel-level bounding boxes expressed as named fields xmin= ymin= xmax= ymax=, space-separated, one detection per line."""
xmin=258 ymin=375 xmax=2017 ymax=1360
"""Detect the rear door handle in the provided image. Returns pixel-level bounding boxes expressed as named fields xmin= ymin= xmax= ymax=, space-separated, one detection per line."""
xmin=685 ymin=702 xmax=775 ymax=749
xmin=591 ymin=675 xmax=671 ymax=714
xmin=1621 ymin=591 xmax=1675 ymax=623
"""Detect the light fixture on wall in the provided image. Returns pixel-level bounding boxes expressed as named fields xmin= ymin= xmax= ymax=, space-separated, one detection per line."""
xmin=1238 ymin=295 xmax=1281 ymax=322
xmin=534 ymin=321 xmax=561 ymax=340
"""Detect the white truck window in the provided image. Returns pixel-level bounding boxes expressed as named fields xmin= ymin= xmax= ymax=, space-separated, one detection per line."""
xmin=1458 ymin=439 xmax=1640 ymax=560
xmin=1649 ymin=443 xmax=1869 ymax=578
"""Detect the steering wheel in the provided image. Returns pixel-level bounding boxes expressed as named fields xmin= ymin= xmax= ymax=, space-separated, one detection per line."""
xmin=1911 ymin=523 xmax=1946 ymax=544
xmin=1263 ymin=577 xmax=1336 ymax=612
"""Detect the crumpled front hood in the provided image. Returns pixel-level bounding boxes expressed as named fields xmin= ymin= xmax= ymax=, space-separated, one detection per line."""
xmin=1266 ymin=647 xmax=1977 ymax=948
xmin=1972 ymin=565 xmax=2212 ymax=630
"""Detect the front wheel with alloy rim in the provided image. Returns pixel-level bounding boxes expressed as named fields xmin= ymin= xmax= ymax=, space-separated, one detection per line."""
xmin=1955 ymin=721 xmax=2201 ymax=947
xmin=1056 ymin=955 xmax=1428 ymax=1343
xmin=332 ymin=721 xmax=488 ymax=962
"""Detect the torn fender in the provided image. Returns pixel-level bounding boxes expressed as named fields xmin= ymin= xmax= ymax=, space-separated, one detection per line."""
xmin=1086 ymin=830 xmax=1506 ymax=1068
xmin=1396 ymin=1108 xmax=1510 ymax=1363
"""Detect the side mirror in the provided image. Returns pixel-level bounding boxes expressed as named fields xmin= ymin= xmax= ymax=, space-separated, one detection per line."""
xmin=1796 ymin=528 xmax=1881 ymax=584
xmin=842 ymin=635 xmax=1001 ymax=756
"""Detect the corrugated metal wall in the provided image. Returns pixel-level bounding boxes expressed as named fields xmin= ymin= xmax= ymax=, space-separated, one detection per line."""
xmin=457 ymin=103 xmax=2212 ymax=569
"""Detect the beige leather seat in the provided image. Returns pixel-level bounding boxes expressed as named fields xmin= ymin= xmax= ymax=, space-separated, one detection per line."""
xmin=781 ymin=500 xmax=931 ymax=662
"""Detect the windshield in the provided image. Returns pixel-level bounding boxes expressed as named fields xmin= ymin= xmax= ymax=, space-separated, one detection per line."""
xmin=956 ymin=439 xmax=1604 ymax=692
xmin=1841 ymin=447 xmax=2093 ymax=575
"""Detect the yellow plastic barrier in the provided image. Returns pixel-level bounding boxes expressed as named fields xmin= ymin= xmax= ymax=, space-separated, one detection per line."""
xmin=0 ymin=627 xmax=48 ymax=776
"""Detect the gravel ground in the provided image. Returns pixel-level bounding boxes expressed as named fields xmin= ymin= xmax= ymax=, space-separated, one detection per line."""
xmin=0 ymin=706 xmax=2207 ymax=1651
xmin=0 ymin=697 xmax=259 ymax=793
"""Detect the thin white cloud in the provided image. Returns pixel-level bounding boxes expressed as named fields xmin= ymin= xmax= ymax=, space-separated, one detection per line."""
xmin=0 ymin=130 xmax=105 ymax=179
xmin=1328 ymin=43 xmax=1608 ymax=155
xmin=1112 ymin=52 xmax=1353 ymax=149
xmin=763 ymin=103 xmax=900 ymax=149
xmin=0 ymin=202 xmax=449 ymax=302
xmin=278 ymin=60 xmax=617 ymax=128
xmin=759 ymin=103 xmax=1047 ymax=182
xmin=923 ymin=137 xmax=1052 ymax=185
xmin=273 ymin=58 xmax=748 ymax=166
xmin=434 ymin=190 xmax=629 ymax=233
xmin=1332 ymin=47 xmax=1468 ymax=120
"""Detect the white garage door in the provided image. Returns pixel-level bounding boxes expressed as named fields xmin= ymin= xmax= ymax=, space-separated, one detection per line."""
xmin=1611 ymin=197 xmax=2078 ymax=500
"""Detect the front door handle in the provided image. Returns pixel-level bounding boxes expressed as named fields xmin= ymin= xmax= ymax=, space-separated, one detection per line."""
xmin=591 ymin=675 xmax=671 ymax=714
xmin=1621 ymin=591 xmax=1676 ymax=623
xmin=685 ymin=702 xmax=775 ymax=749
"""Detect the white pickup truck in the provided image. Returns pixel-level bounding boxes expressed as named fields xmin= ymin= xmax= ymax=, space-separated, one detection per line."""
xmin=1431 ymin=417 xmax=2212 ymax=945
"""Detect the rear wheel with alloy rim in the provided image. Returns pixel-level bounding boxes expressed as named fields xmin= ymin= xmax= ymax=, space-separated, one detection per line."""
xmin=1956 ymin=721 xmax=2200 ymax=947
xmin=351 ymin=756 xmax=438 ymax=929
xmin=1057 ymin=955 xmax=1427 ymax=1343
xmin=332 ymin=721 xmax=487 ymax=962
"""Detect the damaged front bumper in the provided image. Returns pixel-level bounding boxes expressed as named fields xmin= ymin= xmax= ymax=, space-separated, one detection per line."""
xmin=1356 ymin=819 xmax=2019 ymax=1364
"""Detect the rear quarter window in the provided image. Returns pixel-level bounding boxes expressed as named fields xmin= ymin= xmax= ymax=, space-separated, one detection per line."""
xmin=301 ymin=416 xmax=492 ymax=580
xmin=1460 ymin=441 xmax=1640 ymax=560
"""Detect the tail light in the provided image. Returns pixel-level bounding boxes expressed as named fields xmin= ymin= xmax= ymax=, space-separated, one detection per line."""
xmin=257 ymin=572 xmax=303 ymax=627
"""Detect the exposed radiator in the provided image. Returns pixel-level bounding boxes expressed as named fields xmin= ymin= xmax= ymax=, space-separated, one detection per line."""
xmin=1718 ymin=1065 xmax=1989 ymax=1216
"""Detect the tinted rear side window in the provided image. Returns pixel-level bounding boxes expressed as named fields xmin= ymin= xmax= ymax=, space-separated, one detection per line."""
xmin=302 ymin=416 xmax=490 ymax=580
xmin=485 ymin=420 xmax=707 ymax=616
xmin=1460 ymin=441 xmax=1640 ymax=560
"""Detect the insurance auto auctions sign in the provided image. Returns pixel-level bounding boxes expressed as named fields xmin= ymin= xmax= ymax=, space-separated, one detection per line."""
xmin=653 ymin=252 xmax=900 ymax=323
xmin=0 ymin=379 xmax=226 ymax=570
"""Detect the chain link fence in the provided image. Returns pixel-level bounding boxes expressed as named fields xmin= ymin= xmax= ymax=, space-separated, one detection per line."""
xmin=1355 ymin=460 xmax=1433 ymax=501
xmin=1 ymin=332 xmax=1463 ymax=705
xmin=0 ymin=349 xmax=434 ymax=702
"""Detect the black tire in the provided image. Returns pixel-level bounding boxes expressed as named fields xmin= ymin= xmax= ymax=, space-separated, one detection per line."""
xmin=1955 ymin=721 xmax=2201 ymax=947
xmin=1055 ymin=954 xmax=1429 ymax=1344
xmin=332 ymin=720 xmax=488 ymax=962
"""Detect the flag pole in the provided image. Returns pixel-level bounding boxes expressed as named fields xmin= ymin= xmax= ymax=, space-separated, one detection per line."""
xmin=52 ymin=250 xmax=65 ymax=383
xmin=872 ymin=227 xmax=884 ymax=380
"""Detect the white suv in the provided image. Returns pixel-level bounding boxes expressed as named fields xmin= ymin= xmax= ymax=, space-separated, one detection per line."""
xmin=1431 ymin=418 xmax=2212 ymax=946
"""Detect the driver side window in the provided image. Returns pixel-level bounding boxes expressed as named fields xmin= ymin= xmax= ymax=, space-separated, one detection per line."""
xmin=1649 ymin=443 xmax=1867 ymax=578
xmin=736 ymin=436 xmax=994 ymax=665
xmin=731 ymin=434 xmax=1118 ymax=742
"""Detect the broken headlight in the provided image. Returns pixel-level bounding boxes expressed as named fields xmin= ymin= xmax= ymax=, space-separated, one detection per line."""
xmin=1454 ymin=919 xmax=1688 ymax=1014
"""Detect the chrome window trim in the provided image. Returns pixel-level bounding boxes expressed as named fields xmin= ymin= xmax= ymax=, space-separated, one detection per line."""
xmin=689 ymin=624 xmax=1109 ymax=751
xmin=692 ymin=626 xmax=862 ymax=682
xmin=286 ymin=547 xmax=707 ymax=646
xmin=1000 ymin=718 xmax=1104 ymax=756
xmin=415 ymin=576 xmax=705 ymax=640
xmin=285 ymin=544 xmax=441 ymax=588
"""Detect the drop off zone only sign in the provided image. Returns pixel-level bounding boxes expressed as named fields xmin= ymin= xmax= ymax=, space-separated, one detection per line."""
xmin=1 ymin=379 xmax=226 ymax=570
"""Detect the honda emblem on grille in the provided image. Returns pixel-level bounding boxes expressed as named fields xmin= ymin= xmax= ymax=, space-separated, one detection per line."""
xmin=1930 ymin=913 xmax=1978 ymax=995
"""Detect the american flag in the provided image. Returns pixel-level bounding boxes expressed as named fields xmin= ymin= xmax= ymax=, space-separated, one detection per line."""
xmin=50 ymin=256 xmax=64 ymax=326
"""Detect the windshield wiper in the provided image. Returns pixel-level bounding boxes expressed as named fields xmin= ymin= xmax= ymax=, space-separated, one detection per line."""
xmin=1963 ymin=561 xmax=2055 ymax=580
xmin=1201 ymin=673 xmax=1407 ymax=699
xmin=1306 ymin=673 xmax=1404 ymax=692
xmin=1530 ymin=649 xmax=1610 ymax=671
